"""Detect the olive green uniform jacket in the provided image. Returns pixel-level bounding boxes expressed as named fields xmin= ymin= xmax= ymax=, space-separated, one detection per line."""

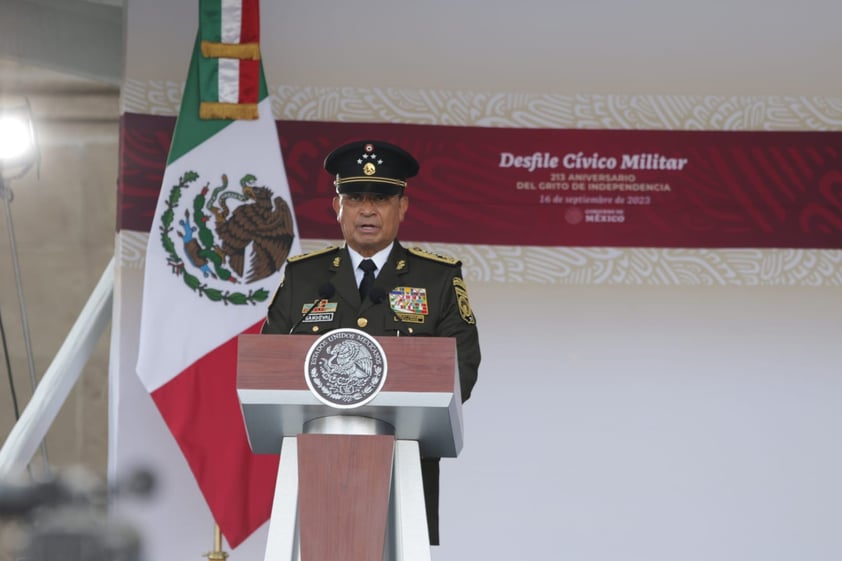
xmin=261 ymin=241 xmax=480 ymax=544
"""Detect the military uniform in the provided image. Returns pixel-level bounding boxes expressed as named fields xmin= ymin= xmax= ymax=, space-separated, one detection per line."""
xmin=262 ymin=241 xmax=480 ymax=544
xmin=261 ymin=138 xmax=480 ymax=545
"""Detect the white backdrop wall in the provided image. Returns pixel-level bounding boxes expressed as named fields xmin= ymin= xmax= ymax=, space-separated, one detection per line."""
xmin=444 ymin=281 xmax=842 ymax=560
xmin=112 ymin=1 xmax=842 ymax=560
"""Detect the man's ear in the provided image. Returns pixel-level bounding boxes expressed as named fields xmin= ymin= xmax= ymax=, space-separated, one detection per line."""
xmin=399 ymin=195 xmax=409 ymax=221
xmin=332 ymin=196 xmax=340 ymax=216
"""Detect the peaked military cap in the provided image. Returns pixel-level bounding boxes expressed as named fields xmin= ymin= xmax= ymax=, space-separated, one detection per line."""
xmin=324 ymin=140 xmax=420 ymax=196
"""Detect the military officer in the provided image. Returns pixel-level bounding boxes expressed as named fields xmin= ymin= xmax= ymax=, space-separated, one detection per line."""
xmin=261 ymin=139 xmax=480 ymax=545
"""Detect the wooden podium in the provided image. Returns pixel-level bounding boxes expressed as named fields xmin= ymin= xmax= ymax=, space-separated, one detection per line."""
xmin=236 ymin=333 xmax=464 ymax=561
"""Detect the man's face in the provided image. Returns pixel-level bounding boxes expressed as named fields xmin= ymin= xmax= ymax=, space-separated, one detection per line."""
xmin=333 ymin=192 xmax=409 ymax=257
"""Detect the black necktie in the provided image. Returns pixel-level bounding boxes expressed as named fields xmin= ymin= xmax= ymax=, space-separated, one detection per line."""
xmin=358 ymin=259 xmax=377 ymax=301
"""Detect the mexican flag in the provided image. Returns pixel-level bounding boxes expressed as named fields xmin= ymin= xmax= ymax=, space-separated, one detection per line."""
xmin=135 ymin=2 xmax=300 ymax=547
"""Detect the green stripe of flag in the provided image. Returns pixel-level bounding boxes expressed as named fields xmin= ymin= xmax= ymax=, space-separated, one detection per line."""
xmin=200 ymin=0 xmax=224 ymax=43
xmin=167 ymin=33 xmax=269 ymax=165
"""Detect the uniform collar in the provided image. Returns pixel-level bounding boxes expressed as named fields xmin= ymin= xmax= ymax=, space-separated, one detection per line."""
xmin=347 ymin=242 xmax=394 ymax=277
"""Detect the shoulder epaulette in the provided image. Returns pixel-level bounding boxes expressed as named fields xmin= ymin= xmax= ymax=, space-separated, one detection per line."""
xmin=408 ymin=247 xmax=460 ymax=265
xmin=287 ymin=245 xmax=339 ymax=263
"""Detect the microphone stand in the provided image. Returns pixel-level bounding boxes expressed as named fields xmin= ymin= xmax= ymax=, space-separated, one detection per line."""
xmin=0 ymin=308 xmax=22 ymax=421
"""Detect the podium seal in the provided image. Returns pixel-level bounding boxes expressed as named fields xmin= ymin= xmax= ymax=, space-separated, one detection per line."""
xmin=304 ymin=328 xmax=388 ymax=408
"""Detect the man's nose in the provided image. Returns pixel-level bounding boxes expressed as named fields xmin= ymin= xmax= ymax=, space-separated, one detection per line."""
xmin=359 ymin=196 xmax=378 ymax=209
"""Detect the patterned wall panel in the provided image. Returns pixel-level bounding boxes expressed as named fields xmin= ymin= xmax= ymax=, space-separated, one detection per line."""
xmin=120 ymin=83 xmax=842 ymax=286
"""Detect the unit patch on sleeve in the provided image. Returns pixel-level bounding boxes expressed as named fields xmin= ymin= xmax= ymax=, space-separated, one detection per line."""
xmin=389 ymin=287 xmax=428 ymax=323
xmin=452 ymin=277 xmax=476 ymax=325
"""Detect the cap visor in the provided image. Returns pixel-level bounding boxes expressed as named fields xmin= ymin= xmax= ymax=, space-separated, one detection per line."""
xmin=337 ymin=182 xmax=403 ymax=196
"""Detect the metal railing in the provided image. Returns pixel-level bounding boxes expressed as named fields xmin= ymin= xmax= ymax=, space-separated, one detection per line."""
xmin=0 ymin=258 xmax=114 ymax=478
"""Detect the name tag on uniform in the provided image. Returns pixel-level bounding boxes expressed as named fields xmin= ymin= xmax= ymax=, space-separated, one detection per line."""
xmin=301 ymin=299 xmax=337 ymax=322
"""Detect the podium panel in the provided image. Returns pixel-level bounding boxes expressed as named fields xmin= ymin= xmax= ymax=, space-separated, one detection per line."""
xmin=237 ymin=334 xmax=463 ymax=458
xmin=236 ymin=333 xmax=463 ymax=561
xmin=298 ymin=434 xmax=395 ymax=561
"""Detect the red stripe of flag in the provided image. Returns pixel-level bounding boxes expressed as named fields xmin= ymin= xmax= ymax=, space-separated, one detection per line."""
xmin=238 ymin=58 xmax=260 ymax=104
xmin=240 ymin=0 xmax=260 ymax=44
xmin=150 ymin=321 xmax=277 ymax=547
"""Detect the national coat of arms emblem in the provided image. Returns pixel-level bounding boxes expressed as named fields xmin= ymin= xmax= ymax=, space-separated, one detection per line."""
xmin=304 ymin=329 xmax=388 ymax=408
xmin=159 ymin=171 xmax=295 ymax=305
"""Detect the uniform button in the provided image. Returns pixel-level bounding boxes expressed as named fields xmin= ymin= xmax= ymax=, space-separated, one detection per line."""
xmin=312 ymin=325 xmax=320 ymax=332
xmin=357 ymin=317 xmax=368 ymax=328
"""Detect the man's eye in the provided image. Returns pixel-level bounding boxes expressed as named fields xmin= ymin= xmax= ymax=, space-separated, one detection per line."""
xmin=348 ymin=194 xmax=363 ymax=202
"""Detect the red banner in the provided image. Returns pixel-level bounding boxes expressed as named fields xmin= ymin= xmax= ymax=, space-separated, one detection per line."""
xmin=119 ymin=115 xmax=842 ymax=248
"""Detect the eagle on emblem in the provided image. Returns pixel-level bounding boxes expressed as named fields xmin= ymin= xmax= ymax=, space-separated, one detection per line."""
xmin=209 ymin=174 xmax=295 ymax=283
xmin=323 ymin=340 xmax=373 ymax=382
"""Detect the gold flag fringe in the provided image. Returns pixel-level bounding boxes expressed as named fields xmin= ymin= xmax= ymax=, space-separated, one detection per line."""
xmin=199 ymin=102 xmax=259 ymax=120
xmin=201 ymin=41 xmax=260 ymax=60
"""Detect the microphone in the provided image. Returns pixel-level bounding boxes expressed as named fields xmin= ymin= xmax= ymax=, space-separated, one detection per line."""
xmin=289 ymin=283 xmax=336 ymax=334
xmin=369 ymin=286 xmax=414 ymax=336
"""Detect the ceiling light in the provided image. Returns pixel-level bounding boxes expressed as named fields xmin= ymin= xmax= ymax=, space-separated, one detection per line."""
xmin=0 ymin=101 xmax=39 ymax=180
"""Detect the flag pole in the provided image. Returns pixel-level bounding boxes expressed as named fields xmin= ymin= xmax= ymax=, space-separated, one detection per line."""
xmin=204 ymin=524 xmax=229 ymax=561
